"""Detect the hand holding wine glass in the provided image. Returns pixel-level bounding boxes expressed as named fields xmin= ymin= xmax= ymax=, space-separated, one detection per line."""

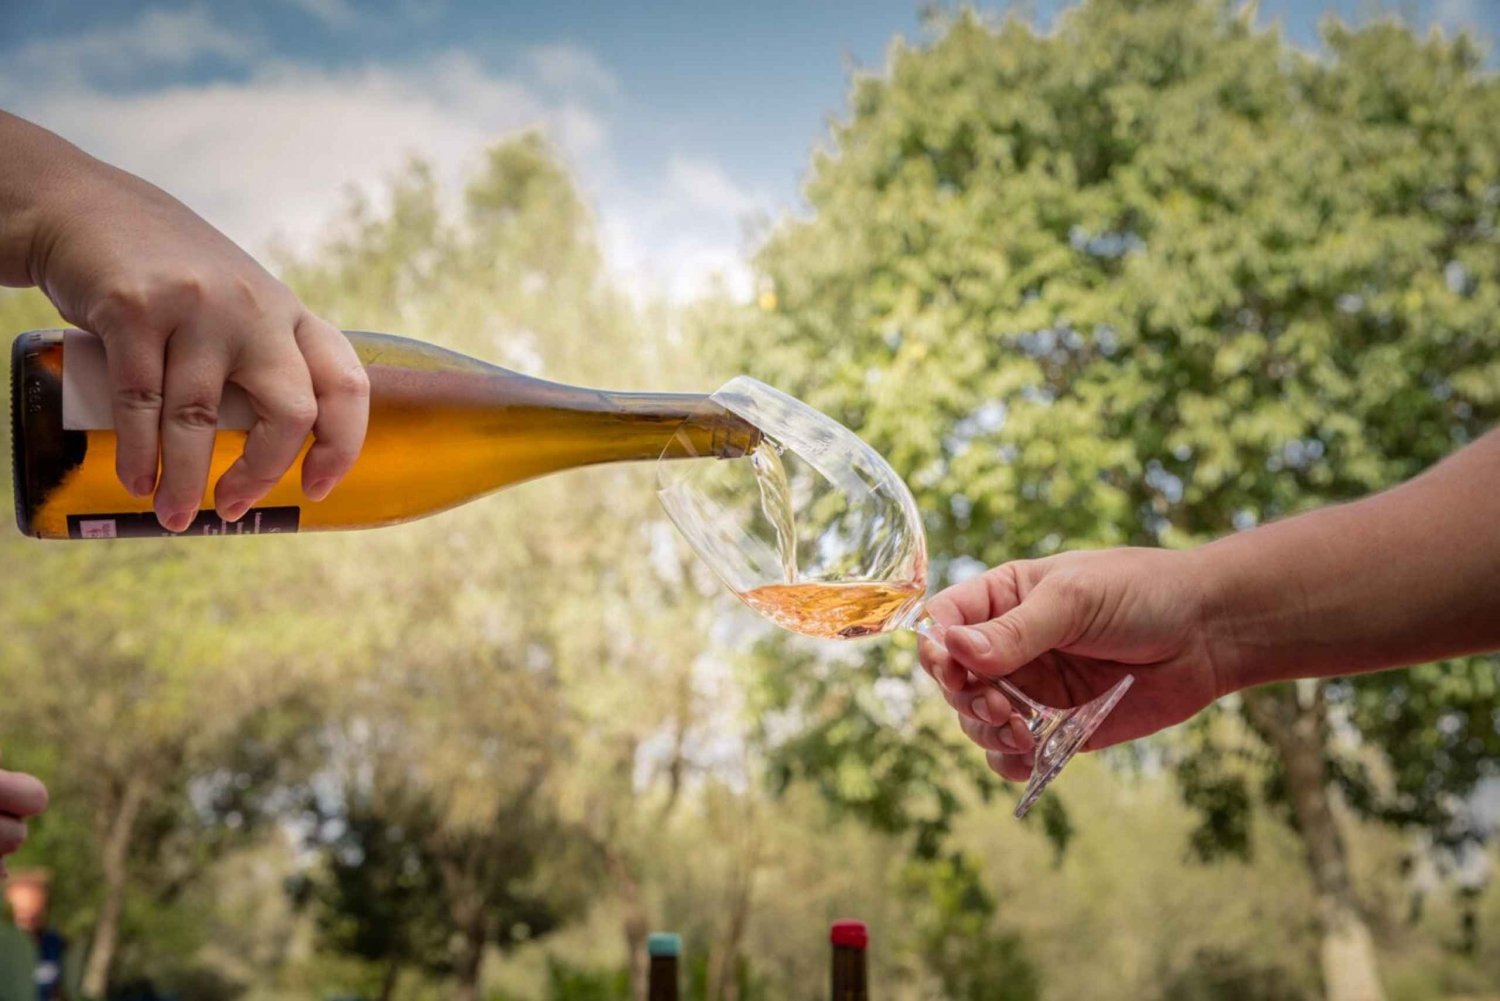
xmin=917 ymin=548 xmax=1226 ymax=783
xmin=923 ymin=415 xmax=1500 ymax=784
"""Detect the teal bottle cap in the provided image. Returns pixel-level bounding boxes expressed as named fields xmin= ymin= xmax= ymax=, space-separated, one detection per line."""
xmin=648 ymin=932 xmax=681 ymax=958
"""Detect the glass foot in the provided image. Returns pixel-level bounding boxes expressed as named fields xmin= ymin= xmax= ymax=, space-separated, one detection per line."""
xmin=1011 ymin=674 xmax=1134 ymax=819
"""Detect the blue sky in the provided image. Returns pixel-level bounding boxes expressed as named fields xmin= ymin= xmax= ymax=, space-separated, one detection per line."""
xmin=2 ymin=0 xmax=1495 ymax=301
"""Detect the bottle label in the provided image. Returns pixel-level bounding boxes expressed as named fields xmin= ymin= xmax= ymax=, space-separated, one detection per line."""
xmin=62 ymin=330 xmax=255 ymax=430
xmin=66 ymin=507 xmax=300 ymax=539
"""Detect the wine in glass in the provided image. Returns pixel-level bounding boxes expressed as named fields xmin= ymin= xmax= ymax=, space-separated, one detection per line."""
xmin=657 ymin=376 xmax=1132 ymax=818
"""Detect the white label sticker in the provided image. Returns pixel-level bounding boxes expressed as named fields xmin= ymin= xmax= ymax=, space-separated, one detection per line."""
xmin=76 ymin=519 xmax=118 ymax=539
xmin=62 ymin=330 xmax=256 ymax=430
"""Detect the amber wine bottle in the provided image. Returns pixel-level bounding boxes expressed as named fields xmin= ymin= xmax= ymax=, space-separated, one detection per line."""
xmin=646 ymin=932 xmax=680 ymax=1001
xmin=830 ymin=920 xmax=868 ymax=1001
xmin=11 ymin=329 xmax=758 ymax=540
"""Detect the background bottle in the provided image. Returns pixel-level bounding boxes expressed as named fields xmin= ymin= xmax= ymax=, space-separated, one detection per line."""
xmin=647 ymin=931 xmax=680 ymax=1001
xmin=11 ymin=329 xmax=758 ymax=540
xmin=830 ymin=919 xmax=868 ymax=1001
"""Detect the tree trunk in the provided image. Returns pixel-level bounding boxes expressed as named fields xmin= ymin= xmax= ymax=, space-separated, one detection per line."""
xmin=81 ymin=773 xmax=147 ymax=999
xmin=378 ymin=958 xmax=402 ymax=1001
xmin=707 ymin=821 xmax=760 ymax=1001
xmin=706 ymin=893 xmax=751 ymax=1001
xmin=660 ymin=672 xmax=692 ymax=821
xmin=606 ymin=847 xmax=650 ymax=1001
xmin=439 ymin=848 xmax=489 ymax=1001
xmin=1244 ymin=685 xmax=1385 ymax=1001
xmin=452 ymin=915 xmax=486 ymax=1001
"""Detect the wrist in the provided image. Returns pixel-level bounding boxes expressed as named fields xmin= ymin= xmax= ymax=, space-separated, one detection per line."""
xmin=21 ymin=147 xmax=101 ymax=291
xmin=1183 ymin=535 xmax=1282 ymax=699
xmin=0 ymin=112 xmax=97 ymax=289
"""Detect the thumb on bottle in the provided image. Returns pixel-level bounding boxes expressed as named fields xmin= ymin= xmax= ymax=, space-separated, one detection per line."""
xmin=945 ymin=583 xmax=1078 ymax=677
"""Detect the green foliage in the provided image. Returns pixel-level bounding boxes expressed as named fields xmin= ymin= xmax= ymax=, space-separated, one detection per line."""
xmin=900 ymin=852 xmax=1039 ymax=1001
xmin=539 ymin=959 xmax=629 ymax=1001
xmin=1173 ymin=715 xmax=1261 ymax=861
xmin=276 ymin=138 xmax=635 ymax=998
xmin=1342 ymin=660 xmax=1500 ymax=846
xmin=750 ymin=635 xmax=995 ymax=858
xmin=291 ymin=802 xmax=450 ymax=980
xmin=707 ymin=0 xmax=1500 ymax=863
xmin=6 ymin=7 xmax=1500 ymax=998
xmin=1158 ymin=948 xmax=1310 ymax=1001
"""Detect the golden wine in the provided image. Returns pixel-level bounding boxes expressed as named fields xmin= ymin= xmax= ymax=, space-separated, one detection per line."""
xmin=750 ymin=440 xmax=798 ymax=581
xmin=739 ymin=580 xmax=923 ymax=639
xmin=11 ymin=330 xmax=759 ymax=540
xmin=830 ymin=920 xmax=869 ymax=1001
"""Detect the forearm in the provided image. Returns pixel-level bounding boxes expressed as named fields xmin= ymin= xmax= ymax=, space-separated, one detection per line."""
xmin=0 ymin=110 xmax=93 ymax=288
xmin=1198 ymin=427 xmax=1500 ymax=693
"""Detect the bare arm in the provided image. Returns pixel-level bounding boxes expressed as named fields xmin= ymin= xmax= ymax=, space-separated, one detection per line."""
xmin=0 ymin=111 xmax=77 ymax=287
xmin=919 ymin=428 xmax=1500 ymax=781
xmin=0 ymin=108 xmax=369 ymax=530
xmin=1202 ymin=427 xmax=1500 ymax=692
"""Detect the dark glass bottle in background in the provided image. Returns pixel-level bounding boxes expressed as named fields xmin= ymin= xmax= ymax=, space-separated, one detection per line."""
xmin=647 ymin=931 xmax=681 ymax=1001
xmin=830 ymin=919 xmax=868 ymax=1001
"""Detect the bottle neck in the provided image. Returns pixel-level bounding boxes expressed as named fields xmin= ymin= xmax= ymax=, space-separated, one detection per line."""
xmin=604 ymin=390 xmax=761 ymax=463
xmin=832 ymin=947 xmax=868 ymax=1000
xmin=647 ymin=956 xmax=679 ymax=1001
xmin=362 ymin=362 xmax=760 ymax=471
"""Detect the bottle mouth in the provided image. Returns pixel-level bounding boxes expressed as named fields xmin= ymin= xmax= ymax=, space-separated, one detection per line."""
xmin=647 ymin=932 xmax=682 ymax=958
xmin=656 ymin=391 xmax=763 ymax=464
xmin=830 ymin=919 xmax=868 ymax=950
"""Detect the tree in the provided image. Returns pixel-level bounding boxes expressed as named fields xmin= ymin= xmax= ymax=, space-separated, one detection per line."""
xmin=296 ymin=668 xmax=578 ymax=1001
xmin=279 ymin=136 xmax=740 ymax=1001
xmin=0 ymin=463 xmax=335 ymax=996
xmin=709 ymin=4 xmax=1500 ymax=999
xmin=900 ymin=852 xmax=1039 ymax=1001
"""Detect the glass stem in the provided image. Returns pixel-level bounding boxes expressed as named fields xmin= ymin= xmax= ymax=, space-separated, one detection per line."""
xmin=990 ymin=677 xmax=1055 ymax=727
xmin=912 ymin=609 xmax=1061 ymax=732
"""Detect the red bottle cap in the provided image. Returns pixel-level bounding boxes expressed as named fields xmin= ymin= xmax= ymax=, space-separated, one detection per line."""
xmin=830 ymin=919 xmax=868 ymax=950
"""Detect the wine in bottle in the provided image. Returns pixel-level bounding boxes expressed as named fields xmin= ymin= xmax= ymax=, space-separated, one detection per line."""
xmin=830 ymin=919 xmax=868 ymax=1001
xmin=647 ymin=931 xmax=681 ymax=1001
xmin=11 ymin=329 xmax=759 ymax=540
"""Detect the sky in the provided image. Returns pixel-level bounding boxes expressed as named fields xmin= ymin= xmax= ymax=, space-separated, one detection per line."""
xmin=1 ymin=0 xmax=1495 ymax=303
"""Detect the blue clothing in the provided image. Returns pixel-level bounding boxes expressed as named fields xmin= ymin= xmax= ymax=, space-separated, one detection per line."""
xmin=30 ymin=931 xmax=64 ymax=1001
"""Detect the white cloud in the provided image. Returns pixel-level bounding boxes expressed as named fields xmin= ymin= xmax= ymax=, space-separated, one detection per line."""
xmin=6 ymin=50 xmax=607 ymax=260
xmin=7 ymin=6 xmax=259 ymax=87
xmin=520 ymin=43 xmax=620 ymax=99
xmin=601 ymin=159 xmax=773 ymax=305
xmin=667 ymin=156 xmax=764 ymax=217
xmin=1 ymin=5 xmax=771 ymax=305
xmin=599 ymin=218 xmax=753 ymax=304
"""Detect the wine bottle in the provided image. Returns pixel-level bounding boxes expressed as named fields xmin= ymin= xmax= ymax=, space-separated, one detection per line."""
xmin=647 ymin=932 xmax=680 ymax=1001
xmin=830 ymin=919 xmax=868 ymax=1001
xmin=11 ymin=329 xmax=759 ymax=540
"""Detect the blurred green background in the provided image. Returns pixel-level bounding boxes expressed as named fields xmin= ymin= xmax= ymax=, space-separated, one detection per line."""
xmin=2 ymin=2 xmax=1500 ymax=1000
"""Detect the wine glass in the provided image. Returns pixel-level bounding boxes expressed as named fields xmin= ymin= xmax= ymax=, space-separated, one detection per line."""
xmin=657 ymin=376 xmax=1133 ymax=819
